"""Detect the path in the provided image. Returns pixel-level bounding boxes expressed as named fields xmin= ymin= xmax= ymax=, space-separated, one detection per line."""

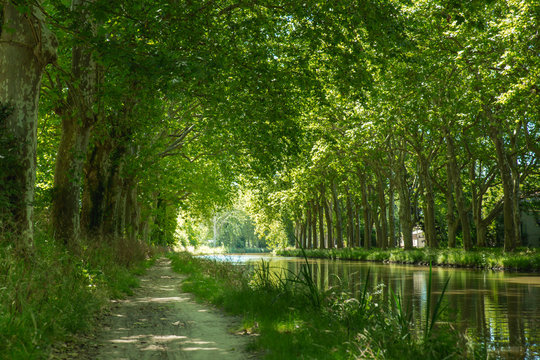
xmin=92 ymin=257 xmax=254 ymax=360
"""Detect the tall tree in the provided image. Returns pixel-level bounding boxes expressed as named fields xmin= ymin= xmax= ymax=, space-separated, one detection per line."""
xmin=0 ymin=1 xmax=56 ymax=251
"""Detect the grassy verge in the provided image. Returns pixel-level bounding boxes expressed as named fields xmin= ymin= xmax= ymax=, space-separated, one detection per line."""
xmin=276 ymin=247 xmax=540 ymax=271
xmin=0 ymin=229 xmax=162 ymax=360
xmin=168 ymin=251 xmax=478 ymax=359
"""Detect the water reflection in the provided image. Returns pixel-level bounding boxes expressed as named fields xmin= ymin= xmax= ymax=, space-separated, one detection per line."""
xmin=201 ymin=254 xmax=540 ymax=359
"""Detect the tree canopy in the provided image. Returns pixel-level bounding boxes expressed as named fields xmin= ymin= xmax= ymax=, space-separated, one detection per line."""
xmin=0 ymin=0 xmax=538 ymax=254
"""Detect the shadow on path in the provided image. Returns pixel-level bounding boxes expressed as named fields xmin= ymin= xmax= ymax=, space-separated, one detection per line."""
xmin=95 ymin=258 xmax=253 ymax=360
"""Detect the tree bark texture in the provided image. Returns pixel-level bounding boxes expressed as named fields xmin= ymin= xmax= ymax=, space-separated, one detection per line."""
xmin=52 ymin=0 xmax=100 ymax=246
xmin=81 ymin=139 xmax=112 ymax=239
xmin=323 ymin=196 xmax=333 ymax=248
xmin=359 ymin=172 xmax=371 ymax=249
xmin=311 ymin=200 xmax=318 ymax=249
xmin=396 ymin=158 xmax=413 ymax=250
xmin=388 ymin=181 xmax=396 ymax=248
xmin=419 ymin=156 xmax=437 ymax=248
xmin=376 ymin=173 xmax=388 ymax=249
xmin=345 ymin=186 xmax=355 ymax=248
xmin=490 ymin=124 xmax=517 ymax=252
xmin=445 ymin=131 xmax=472 ymax=250
xmin=445 ymin=161 xmax=457 ymax=248
xmin=0 ymin=2 xmax=56 ymax=250
xmin=306 ymin=206 xmax=312 ymax=249
xmin=331 ymin=180 xmax=344 ymax=248
xmin=318 ymin=194 xmax=325 ymax=249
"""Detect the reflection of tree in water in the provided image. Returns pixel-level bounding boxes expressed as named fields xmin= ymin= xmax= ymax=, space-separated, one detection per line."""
xmin=259 ymin=257 xmax=539 ymax=358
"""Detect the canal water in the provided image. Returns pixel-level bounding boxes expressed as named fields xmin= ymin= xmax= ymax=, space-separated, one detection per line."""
xmin=203 ymin=254 xmax=540 ymax=359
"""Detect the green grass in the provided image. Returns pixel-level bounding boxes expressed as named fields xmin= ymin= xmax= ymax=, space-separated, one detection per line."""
xmin=276 ymin=247 xmax=540 ymax=271
xmin=168 ymin=251 xmax=473 ymax=359
xmin=0 ymin=230 xmax=160 ymax=360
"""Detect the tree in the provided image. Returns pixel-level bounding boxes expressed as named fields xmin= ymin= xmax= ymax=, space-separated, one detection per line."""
xmin=0 ymin=1 xmax=56 ymax=251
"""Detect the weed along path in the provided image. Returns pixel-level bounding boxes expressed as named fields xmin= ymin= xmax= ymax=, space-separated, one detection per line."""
xmin=93 ymin=257 xmax=253 ymax=360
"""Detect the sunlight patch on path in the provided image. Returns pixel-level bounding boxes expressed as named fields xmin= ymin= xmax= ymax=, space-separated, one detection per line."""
xmin=94 ymin=258 xmax=253 ymax=360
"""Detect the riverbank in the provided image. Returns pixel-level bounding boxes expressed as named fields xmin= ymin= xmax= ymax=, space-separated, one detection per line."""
xmin=168 ymin=251 xmax=482 ymax=359
xmin=177 ymin=245 xmax=271 ymax=255
xmin=276 ymin=247 xmax=540 ymax=271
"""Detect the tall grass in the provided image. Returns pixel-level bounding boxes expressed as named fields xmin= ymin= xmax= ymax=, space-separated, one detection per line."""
xmin=0 ymin=229 xmax=160 ymax=359
xmin=168 ymin=251 xmax=472 ymax=359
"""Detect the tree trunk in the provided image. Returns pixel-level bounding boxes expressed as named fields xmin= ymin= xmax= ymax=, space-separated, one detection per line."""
xmin=445 ymin=161 xmax=457 ymax=248
xmin=374 ymin=212 xmax=382 ymax=248
xmin=300 ymin=222 xmax=306 ymax=248
xmin=510 ymin=132 xmax=521 ymax=247
xmin=489 ymin=124 xmax=516 ymax=252
xmin=323 ymin=195 xmax=333 ymax=248
xmin=331 ymin=179 xmax=344 ymax=248
xmin=445 ymin=130 xmax=472 ymax=250
xmin=53 ymin=122 xmax=92 ymax=244
xmin=81 ymin=139 xmax=112 ymax=239
xmin=396 ymin=160 xmax=413 ymax=249
xmin=102 ymin=160 xmax=125 ymax=240
xmin=306 ymin=206 xmax=312 ymax=249
xmin=311 ymin=200 xmax=318 ymax=249
xmin=318 ymin=193 xmax=325 ymax=249
xmin=345 ymin=186 xmax=355 ymax=247
xmin=0 ymin=3 xmax=56 ymax=251
xmin=355 ymin=203 xmax=361 ymax=247
xmin=359 ymin=171 xmax=371 ymax=249
xmin=52 ymin=0 xmax=100 ymax=246
xmin=419 ymin=156 xmax=437 ymax=248
xmin=125 ymin=180 xmax=140 ymax=243
xmin=376 ymin=173 xmax=388 ymax=249
xmin=388 ymin=181 xmax=396 ymax=248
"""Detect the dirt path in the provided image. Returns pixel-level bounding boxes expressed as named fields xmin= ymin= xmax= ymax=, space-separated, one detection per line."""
xmin=92 ymin=258 xmax=254 ymax=360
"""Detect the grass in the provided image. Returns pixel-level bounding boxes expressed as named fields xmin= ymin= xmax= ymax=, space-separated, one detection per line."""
xmin=0 ymin=229 xmax=162 ymax=360
xmin=168 ymin=251 xmax=474 ymax=359
xmin=276 ymin=247 xmax=540 ymax=271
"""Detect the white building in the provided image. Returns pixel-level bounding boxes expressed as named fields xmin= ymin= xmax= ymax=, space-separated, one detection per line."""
xmin=400 ymin=226 xmax=426 ymax=248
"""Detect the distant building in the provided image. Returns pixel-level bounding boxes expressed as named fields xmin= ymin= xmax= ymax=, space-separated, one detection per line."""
xmin=521 ymin=197 xmax=540 ymax=247
xmin=400 ymin=226 xmax=426 ymax=248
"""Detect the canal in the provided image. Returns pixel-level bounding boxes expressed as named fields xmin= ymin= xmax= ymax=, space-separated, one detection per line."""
xmin=203 ymin=254 xmax=540 ymax=359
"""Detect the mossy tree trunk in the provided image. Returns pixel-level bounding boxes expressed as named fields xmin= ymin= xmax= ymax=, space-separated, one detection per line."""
xmin=52 ymin=0 xmax=100 ymax=247
xmin=0 ymin=2 xmax=56 ymax=251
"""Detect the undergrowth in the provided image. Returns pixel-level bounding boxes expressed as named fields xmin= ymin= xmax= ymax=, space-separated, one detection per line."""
xmin=276 ymin=247 xmax=540 ymax=271
xmin=0 ymin=228 xmax=161 ymax=360
xmin=168 ymin=251 xmax=476 ymax=359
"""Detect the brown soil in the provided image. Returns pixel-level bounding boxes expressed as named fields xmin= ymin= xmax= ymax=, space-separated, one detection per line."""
xmin=53 ymin=258 xmax=256 ymax=360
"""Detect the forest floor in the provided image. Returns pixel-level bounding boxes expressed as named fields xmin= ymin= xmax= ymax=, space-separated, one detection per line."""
xmin=52 ymin=257 xmax=255 ymax=360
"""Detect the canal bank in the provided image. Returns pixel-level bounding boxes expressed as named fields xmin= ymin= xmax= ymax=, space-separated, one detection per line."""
xmin=202 ymin=252 xmax=540 ymax=359
xmin=277 ymin=247 xmax=540 ymax=272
